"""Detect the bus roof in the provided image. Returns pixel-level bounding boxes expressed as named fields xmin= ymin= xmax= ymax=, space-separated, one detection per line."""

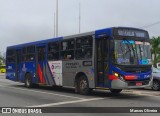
xmin=7 ymin=27 xmax=147 ymax=49
xmin=7 ymin=37 xmax=63 ymax=49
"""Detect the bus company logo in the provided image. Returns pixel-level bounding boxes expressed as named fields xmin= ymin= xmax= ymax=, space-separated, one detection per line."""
xmin=8 ymin=66 xmax=12 ymax=70
xmin=55 ymin=66 xmax=61 ymax=69
xmin=135 ymin=70 xmax=141 ymax=73
xmin=144 ymin=75 xmax=150 ymax=79
xmin=51 ymin=65 xmax=54 ymax=70
xmin=51 ymin=64 xmax=61 ymax=70
xmin=65 ymin=62 xmax=79 ymax=69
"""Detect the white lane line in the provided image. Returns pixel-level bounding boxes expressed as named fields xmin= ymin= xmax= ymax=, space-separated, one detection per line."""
xmin=123 ymin=90 xmax=160 ymax=97
xmin=27 ymin=98 xmax=104 ymax=107
xmin=132 ymin=92 xmax=160 ymax=97
xmin=0 ymin=84 xmax=84 ymax=100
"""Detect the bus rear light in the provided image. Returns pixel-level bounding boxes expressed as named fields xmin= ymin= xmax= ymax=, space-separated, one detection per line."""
xmin=124 ymin=75 xmax=138 ymax=80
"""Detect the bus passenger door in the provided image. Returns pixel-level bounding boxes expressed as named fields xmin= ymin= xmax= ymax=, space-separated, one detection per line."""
xmin=15 ymin=49 xmax=21 ymax=81
xmin=96 ymin=37 xmax=109 ymax=87
xmin=36 ymin=46 xmax=46 ymax=83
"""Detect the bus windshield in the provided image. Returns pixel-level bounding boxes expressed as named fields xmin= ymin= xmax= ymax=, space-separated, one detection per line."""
xmin=114 ymin=40 xmax=152 ymax=65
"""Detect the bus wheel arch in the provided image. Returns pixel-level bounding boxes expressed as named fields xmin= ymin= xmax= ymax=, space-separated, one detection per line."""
xmin=75 ymin=72 xmax=91 ymax=95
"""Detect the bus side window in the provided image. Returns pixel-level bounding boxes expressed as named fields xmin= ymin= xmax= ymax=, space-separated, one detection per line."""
xmin=38 ymin=47 xmax=46 ymax=61
xmin=76 ymin=35 xmax=93 ymax=59
xmin=27 ymin=46 xmax=35 ymax=61
xmin=7 ymin=49 xmax=15 ymax=63
xmin=61 ymin=39 xmax=75 ymax=60
xmin=22 ymin=47 xmax=27 ymax=62
xmin=48 ymin=41 xmax=60 ymax=61
xmin=23 ymin=56 xmax=26 ymax=62
xmin=22 ymin=46 xmax=35 ymax=62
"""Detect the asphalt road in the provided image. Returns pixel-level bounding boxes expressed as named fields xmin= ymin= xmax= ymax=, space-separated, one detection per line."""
xmin=0 ymin=73 xmax=160 ymax=116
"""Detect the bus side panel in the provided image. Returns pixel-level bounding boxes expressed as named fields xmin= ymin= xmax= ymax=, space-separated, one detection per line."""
xmin=62 ymin=60 xmax=95 ymax=88
xmin=48 ymin=61 xmax=62 ymax=86
xmin=6 ymin=63 xmax=16 ymax=81
xmin=36 ymin=61 xmax=59 ymax=86
xmin=17 ymin=63 xmax=24 ymax=82
xmin=19 ymin=62 xmax=37 ymax=83
xmin=62 ymin=61 xmax=75 ymax=87
xmin=37 ymin=61 xmax=46 ymax=84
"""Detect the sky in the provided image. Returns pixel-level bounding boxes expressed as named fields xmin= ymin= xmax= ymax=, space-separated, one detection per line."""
xmin=0 ymin=0 xmax=160 ymax=54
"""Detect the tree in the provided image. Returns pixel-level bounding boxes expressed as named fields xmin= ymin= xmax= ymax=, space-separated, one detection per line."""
xmin=151 ymin=36 xmax=160 ymax=67
xmin=0 ymin=57 xmax=5 ymax=65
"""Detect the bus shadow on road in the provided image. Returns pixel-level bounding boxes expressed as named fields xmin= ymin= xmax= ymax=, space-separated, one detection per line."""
xmin=11 ymin=84 xmax=78 ymax=94
xmin=9 ymin=84 xmax=148 ymax=99
xmin=90 ymin=90 xmax=148 ymax=99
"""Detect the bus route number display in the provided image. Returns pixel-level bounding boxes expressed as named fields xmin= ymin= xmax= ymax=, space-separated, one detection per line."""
xmin=115 ymin=29 xmax=148 ymax=38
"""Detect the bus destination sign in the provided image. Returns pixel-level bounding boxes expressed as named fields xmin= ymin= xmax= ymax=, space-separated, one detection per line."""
xmin=114 ymin=28 xmax=148 ymax=38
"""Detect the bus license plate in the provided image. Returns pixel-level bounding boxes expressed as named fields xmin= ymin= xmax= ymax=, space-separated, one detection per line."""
xmin=136 ymin=82 xmax=142 ymax=86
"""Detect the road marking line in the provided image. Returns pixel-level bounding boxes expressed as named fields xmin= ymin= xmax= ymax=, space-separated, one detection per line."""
xmin=27 ymin=98 xmax=104 ymax=107
xmin=132 ymin=92 xmax=160 ymax=97
xmin=123 ymin=90 xmax=160 ymax=97
xmin=0 ymin=84 xmax=84 ymax=100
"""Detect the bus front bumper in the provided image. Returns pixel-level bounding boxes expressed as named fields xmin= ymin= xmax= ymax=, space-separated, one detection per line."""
xmin=111 ymin=79 xmax=153 ymax=89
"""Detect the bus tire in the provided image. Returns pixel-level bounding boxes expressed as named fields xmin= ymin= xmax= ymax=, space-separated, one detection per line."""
xmin=110 ymin=89 xmax=122 ymax=94
xmin=25 ymin=73 xmax=33 ymax=88
xmin=77 ymin=75 xmax=91 ymax=95
xmin=152 ymin=80 xmax=160 ymax=91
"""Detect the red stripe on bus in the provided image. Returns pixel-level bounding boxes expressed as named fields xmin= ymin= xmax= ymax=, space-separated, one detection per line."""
xmin=38 ymin=64 xmax=43 ymax=83
xmin=109 ymin=75 xmax=119 ymax=80
xmin=124 ymin=75 xmax=138 ymax=80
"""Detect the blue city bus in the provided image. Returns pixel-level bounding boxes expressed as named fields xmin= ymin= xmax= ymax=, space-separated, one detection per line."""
xmin=6 ymin=27 xmax=152 ymax=95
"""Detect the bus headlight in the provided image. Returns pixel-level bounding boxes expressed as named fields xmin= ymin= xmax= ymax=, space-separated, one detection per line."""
xmin=113 ymin=72 xmax=124 ymax=81
xmin=114 ymin=73 xmax=119 ymax=77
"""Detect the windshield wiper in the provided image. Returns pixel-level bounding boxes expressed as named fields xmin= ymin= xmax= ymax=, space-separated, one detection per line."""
xmin=122 ymin=39 xmax=133 ymax=56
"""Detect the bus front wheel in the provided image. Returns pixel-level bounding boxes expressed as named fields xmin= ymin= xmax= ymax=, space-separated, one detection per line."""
xmin=77 ymin=76 xmax=91 ymax=95
xmin=152 ymin=80 xmax=160 ymax=91
xmin=25 ymin=73 xmax=33 ymax=88
xmin=110 ymin=89 xmax=122 ymax=94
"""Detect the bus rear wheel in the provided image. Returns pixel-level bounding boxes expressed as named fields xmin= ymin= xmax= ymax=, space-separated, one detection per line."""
xmin=25 ymin=73 xmax=33 ymax=88
xmin=77 ymin=76 xmax=91 ymax=95
xmin=110 ymin=89 xmax=122 ymax=94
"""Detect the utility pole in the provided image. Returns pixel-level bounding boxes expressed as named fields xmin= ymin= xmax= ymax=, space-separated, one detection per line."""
xmin=56 ymin=0 xmax=59 ymax=37
xmin=79 ymin=1 xmax=81 ymax=33
xmin=54 ymin=12 xmax=56 ymax=38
